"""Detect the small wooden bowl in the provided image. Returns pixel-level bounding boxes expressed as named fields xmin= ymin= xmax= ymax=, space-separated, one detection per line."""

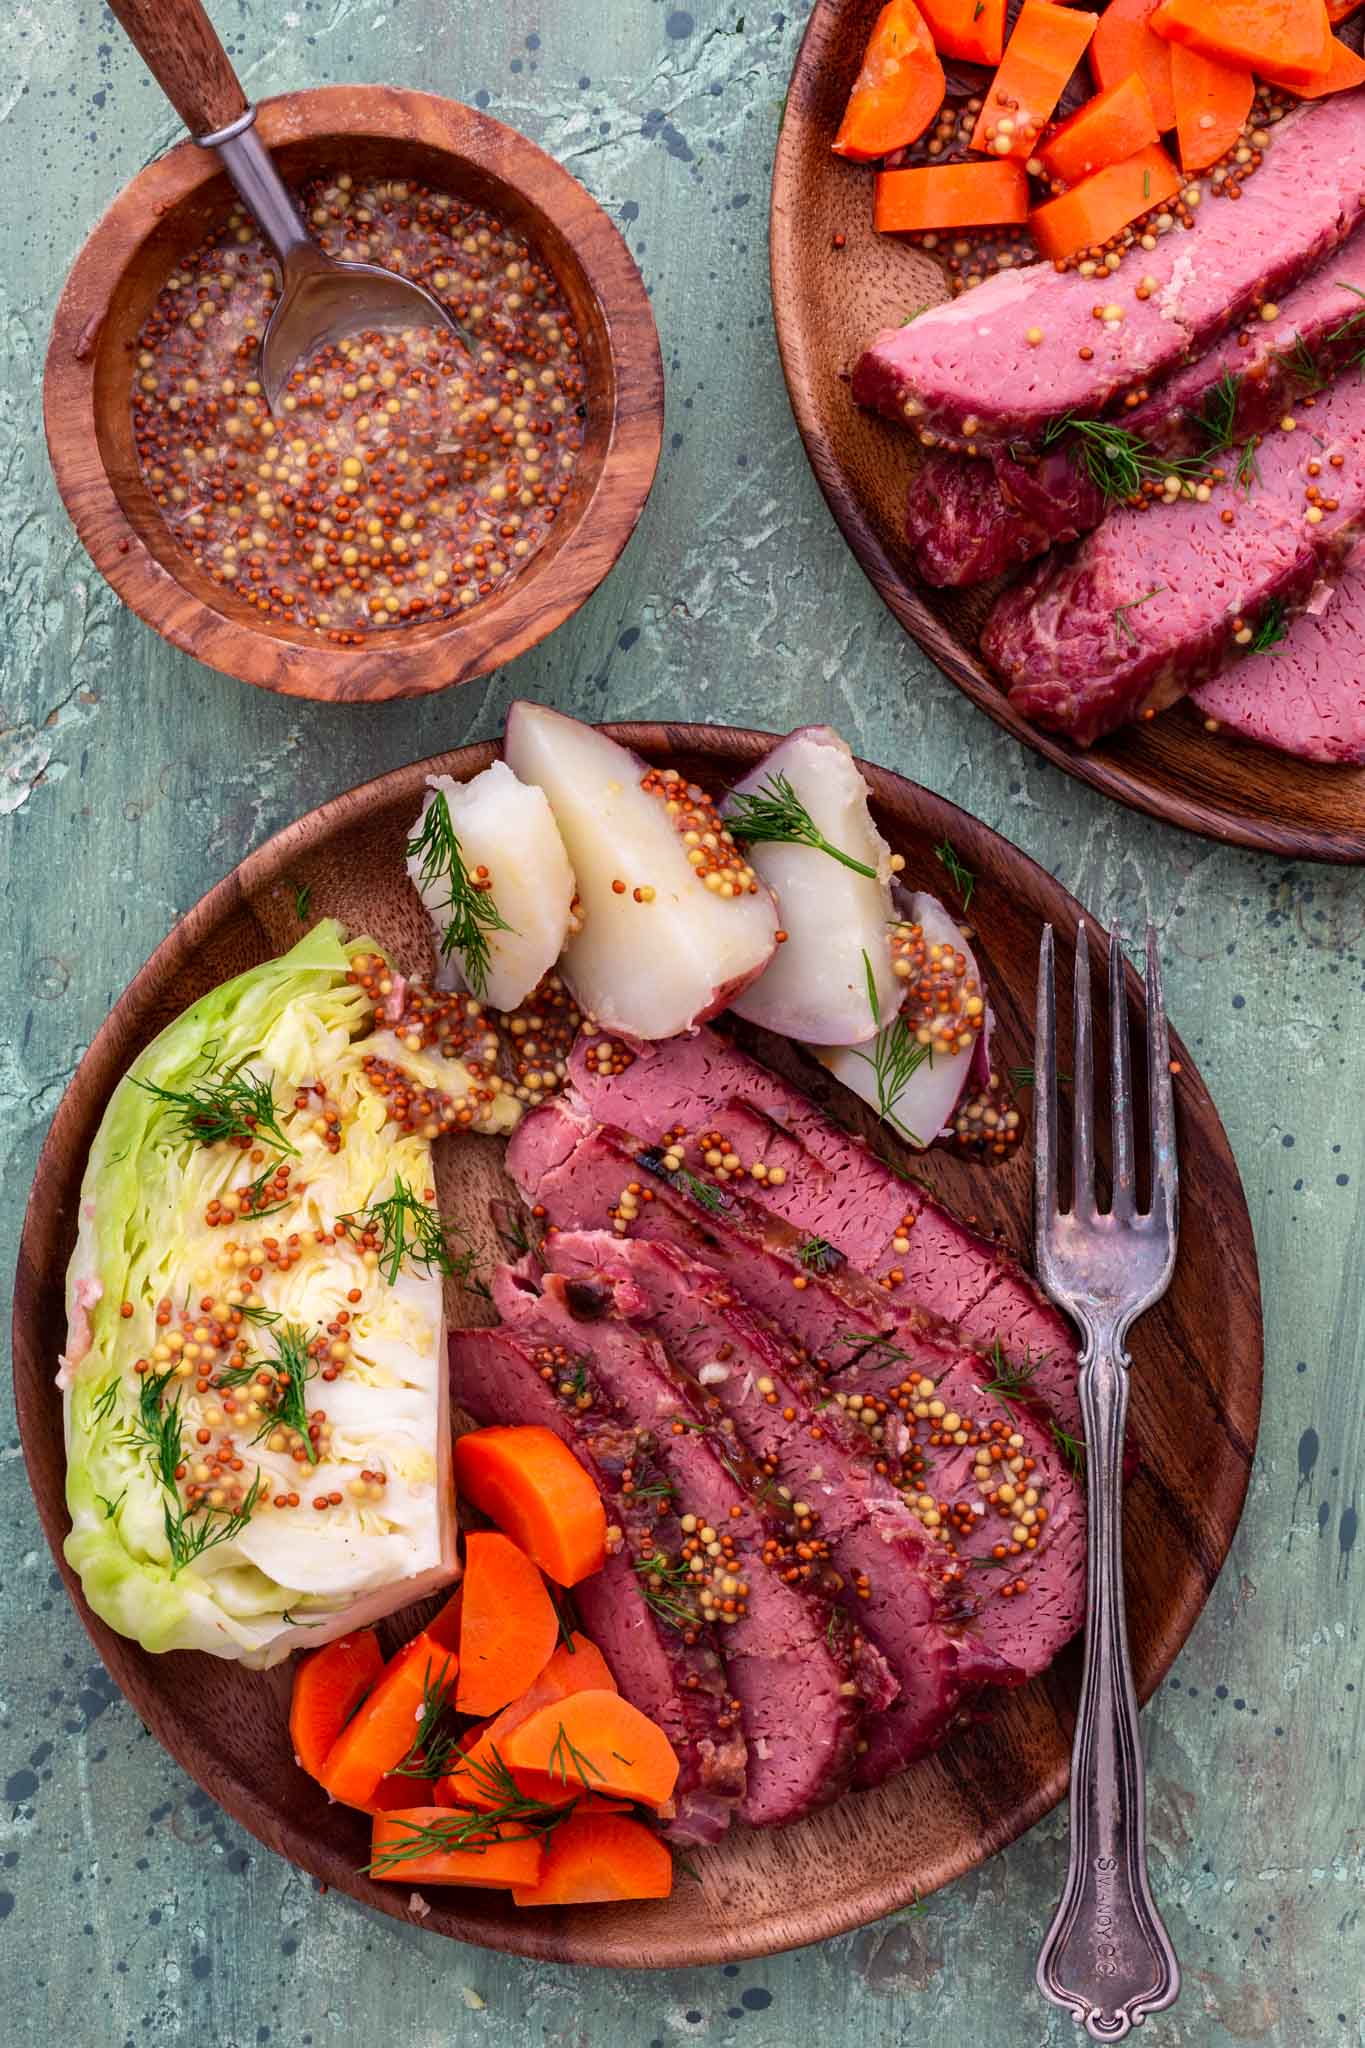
xmin=44 ymin=87 xmax=663 ymax=703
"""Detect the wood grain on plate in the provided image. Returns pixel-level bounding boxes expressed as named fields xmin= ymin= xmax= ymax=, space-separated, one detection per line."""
xmin=10 ymin=724 xmax=1262 ymax=1965
xmin=770 ymin=0 xmax=1365 ymax=863
xmin=43 ymin=86 xmax=663 ymax=704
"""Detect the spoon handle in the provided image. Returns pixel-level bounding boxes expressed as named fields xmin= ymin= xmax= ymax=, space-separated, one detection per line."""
xmin=106 ymin=0 xmax=248 ymax=142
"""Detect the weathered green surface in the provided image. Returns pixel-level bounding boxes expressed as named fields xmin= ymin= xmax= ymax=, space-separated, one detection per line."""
xmin=1 ymin=2 xmax=1361 ymax=2042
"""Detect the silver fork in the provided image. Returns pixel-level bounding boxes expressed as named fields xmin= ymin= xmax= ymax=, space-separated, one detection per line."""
xmin=1033 ymin=921 xmax=1182 ymax=2040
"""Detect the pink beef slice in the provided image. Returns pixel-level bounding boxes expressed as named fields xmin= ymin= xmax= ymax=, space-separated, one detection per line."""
xmin=905 ymin=447 xmax=1107 ymax=587
xmin=983 ymin=370 xmax=1365 ymax=745
xmin=488 ymin=1263 xmax=863 ymax=1827
xmin=851 ymin=94 xmax=1365 ymax=450
xmin=448 ymin=1324 xmax=746 ymax=1844
xmin=1190 ymin=562 xmax=1365 ymax=763
xmin=899 ymin=240 xmax=1365 ymax=588
xmin=562 ymin=1028 xmax=1077 ymax=1385
xmin=826 ymin=1345 xmax=1085 ymax=1680
xmin=539 ymin=1230 xmax=1003 ymax=1785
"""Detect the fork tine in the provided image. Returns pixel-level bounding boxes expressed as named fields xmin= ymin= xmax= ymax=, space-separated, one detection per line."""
xmin=1109 ymin=930 xmax=1137 ymax=1221
xmin=1145 ymin=924 xmax=1179 ymax=1232
xmin=1071 ymin=921 xmax=1095 ymax=1219
xmin=1034 ymin=925 xmax=1058 ymax=1239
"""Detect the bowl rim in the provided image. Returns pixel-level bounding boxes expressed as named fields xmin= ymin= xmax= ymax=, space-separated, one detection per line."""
xmin=43 ymin=85 xmax=663 ymax=704
xmin=10 ymin=722 xmax=1263 ymax=1967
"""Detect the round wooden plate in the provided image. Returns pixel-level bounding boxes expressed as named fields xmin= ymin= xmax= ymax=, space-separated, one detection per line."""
xmin=770 ymin=0 xmax=1365 ymax=864
xmin=11 ymin=723 xmax=1262 ymax=1964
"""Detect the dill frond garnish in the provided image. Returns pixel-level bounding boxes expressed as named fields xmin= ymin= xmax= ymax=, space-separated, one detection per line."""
xmin=251 ymin=1322 xmax=318 ymax=1464
xmin=134 ymin=1051 xmax=298 ymax=1157
xmin=671 ymin=1168 xmax=726 ymax=1215
xmin=547 ymin=1721 xmax=607 ymax=1792
xmin=795 ymin=1234 xmax=839 ymax=1272
xmin=95 ymin=1491 xmax=126 ymax=1521
xmin=1193 ymin=371 xmax=1242 ymax=449
xmin=1113 ymin=587 xmax=1164 ymax=647
xmin=1051 ymin=1421 xmax=1087 ymax=1477
xmin=633 ymin=1550 xmax=703 ymax=1629
xmin=364 ymin=1751 xmax=574 ymax=1876
xmin=339 ymin=1173 xmax=482 ymax=1290
xmin=1236 ymin=439 xmax=1262 ymax=493
xmin=238 ymin=1302 xmax=282 ymax=1327
xmin=393 ymin=1652 xmax=462 ymax=1779
xmin=406 ymin=787 xmax=515 ymax=999
xmin=1280 ymin=334 xmax=1327 ymax=394
xmin=1326 ymin=281 xmax=1365 ymax=358
xmin=90 ymin=1380 xmax=121 ymax=1426
xmin=133 ymin=1364 xmax=186 ymax=1491
xmin=1249 ymin=600 xmax=1288 ymax=655
xmin=291 ymin=879 xmax=312 ymax=921
xmin=978 ymin=1339 xmax=1045 ymax=1417
xmin=164 ymin=1469 xmax=266 ymax=1576
xmin=1042 ymin=415 xmax=1205 ymax=503
xmin=847 ymin=953 xmax=930 ymax=1148
xmin=934 ymin=835 xmax=975 ymax=911
xmin=724 ymin=773 xmax=878 ymax=878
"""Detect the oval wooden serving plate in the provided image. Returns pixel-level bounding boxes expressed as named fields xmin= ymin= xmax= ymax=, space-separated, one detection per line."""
xmin=12 ymin=724 xmax=1262 ymax=1965
xmin=44 ymin=86 xmax=663 ymax=703
xmin=770 ymin=0 xmax=1365 ymax=863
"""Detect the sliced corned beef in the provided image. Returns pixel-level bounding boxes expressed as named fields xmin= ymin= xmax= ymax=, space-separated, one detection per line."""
xmin=538 ymin=1230 xmax=988 ymax=1785
xmin=905 ymin=238 xmax=1365 ymax=588
xmin=488 ymin=1264 xmax=863 ymax=1826
xmin=905 ymin=446 xmax=1108 ymax=587
xmin=852 ymin=95 xmax=1365 ymax=450
xmin=562 ymin=1027 xmax=1076 ymax=1385
xmin=449 ymin=1323 xmax=745 ymax=1843
xmin=1190 ymin=563 xmax=1365 ymax=763
xmin=984 ymin=371 xmax=1365 ymax=745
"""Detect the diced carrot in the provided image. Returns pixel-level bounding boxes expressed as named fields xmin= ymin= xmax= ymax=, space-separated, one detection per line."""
xmin=916 ymin=0 xmax=1006 ymax=65
xmin=1327 ymin=0 xmax=1359 ymax=20
xmin=456 ymin=1529 xmax=560 ymax=1717
xmin=832 ymin=0 xmax=946 ymax=161
xmin=499 ymin=1691 xmax=681 ymax=1811
xmin=1038 ymin=74 xmax=1161 ymax=184
xmin=1029 ymin=142 xmax=1183 ymax=262
xmin=512 ymin=1812 xmax=674 ymax=1907
xmin=874 ymin=160 xmax=1030 ymax=232
xmin=1261 ymin=27 xmax=1365 ymax=91
xmin=1090 ymin=0 xmax=1177 ymax=131
xmin=288 ymin=1631 xmax=383 ymax=1783
xmin=317 ymin=1632 xmax=456 ymax=1810
xmin=438 ymin=1633 xmax=619 ymax=1810
xmin=453 ymin=1427 xmax=607 ymax=1587
xmin=1151 ymin=0 xmax=1332 ymax=90
xmin=368 ymin=1808 xmax=545 ymax=1889
xmin=970 ymin=1 xmax=1099 ymax=159
xmin=366 ymin=1772 xmax=427 ymax=1813
xmin=424 ymin=1586 xmax=462 ymax=1655
xmin=1169 ymin=44 xmax=1254 ymax=170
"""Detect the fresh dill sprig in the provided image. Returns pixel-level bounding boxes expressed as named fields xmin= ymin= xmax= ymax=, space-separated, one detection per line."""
xmin=364 ymin=1752 xmax=574 ymax=1875
xmin=1113 ymin=587 xmax=1164 ymax=647
xmin=1236 ymin=439 xmax=1262 ymax=493
xmin=1042 ymin=415 xmax=1204 ymax=503
xmin=134 ymin=1051 xmax=298 ymax=1157
xmin=95 ymin=1491 xmax=126 ymax=1521
xmin=934 ymin=836 xmax=975 ymax=911
xmin=547 ymin=1721 xmax=607 ymax=1792
xmin=134 ymin=1365 xmax=186 ymax=1491
xmin=339 ymin=1174 xmax=481 ymax=1290
xmin=795 ymin=1234 xmax=839 ymax=1273
xmin=546 ymin=1581 xmax=580 ymax=1653
xmin=165 ymin=1469 xmax=266 ymax=1576
xmin=291 ymin=878 xmax=312 ymax=922
xmin=280 ymin=1606 xmax=328 ymax=1630
xmin=238 ymin=1302 xmax=282 ymax=1327
xmin=633 ymin=1551 xmax=703 ymax=1630
xmin=1280 ymin=333 xmax=1327 ymax=394
xmin=393 ymin=1652 xmax=462 ymax=1779
xmin=1249 ymin=600 xmax=1288 ymax=655
xmin=671 ymin=1167 xmax=726 ymax=1215
xmin=1193 ymin=370 xmax=1241 ymax=449
xmin=848 ymin=953 xmax=930 ymax=1148
xmin=252 ymin=1323 xmax=318 ymax=1464
xmin=724 ymin=773 xmax=878 ymax=878
xmin=1326 ymin=280 xmax=1365 ymax=356
xmin=406 ymin=788 xmax=515 ymax=999
xmin=978 ymin=1339 xmax=1044 ymax=1417
xmin=1051 ymin=1421 xmax=1087 ymax=1477
xmin=90 ymin=1380 xmax=121 ymax=1426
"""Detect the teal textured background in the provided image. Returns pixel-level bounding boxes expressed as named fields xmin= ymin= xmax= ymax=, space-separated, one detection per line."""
xmin=1 ymin=3 xmax=1360 ymax=2043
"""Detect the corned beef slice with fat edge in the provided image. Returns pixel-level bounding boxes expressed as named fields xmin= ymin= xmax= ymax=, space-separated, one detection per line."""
xmin=852 ymin=93 xmax=1365 ymax=450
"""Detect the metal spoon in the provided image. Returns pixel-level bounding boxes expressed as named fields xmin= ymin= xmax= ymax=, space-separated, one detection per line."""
xmin=107 ymin=0 xmax=472 ymax=409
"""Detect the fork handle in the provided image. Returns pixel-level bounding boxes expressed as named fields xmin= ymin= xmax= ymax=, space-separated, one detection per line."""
xmin=1036 ymin=1328 xmax=1180 ymax=2039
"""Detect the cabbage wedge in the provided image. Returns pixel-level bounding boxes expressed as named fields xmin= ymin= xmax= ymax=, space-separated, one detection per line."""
xmin=61 ymin=921 xmax=459 ymax=1667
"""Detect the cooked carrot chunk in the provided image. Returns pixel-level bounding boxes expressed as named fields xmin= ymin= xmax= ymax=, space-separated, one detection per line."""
xmin=874 ymin=160 xmax=1030 ymax=233
xmin=832 ymin=0 xmax=946 ymax=160
xmin=1038 ymin=74 xmax=1161 ymax=185
xmin=916 ymin=0 xmax=1006 ymax=65
xmin=969 ymin=1 xmax=1099 ymax=160
xmin=1090 ymin=0 xmax=1177 ymax=131
xmin=456 ymin=1530 xmax=560 ymax=1717
xmin=1169 ymin=44 xmax=1253 ymax=172
xmin=1261 ymin=27 xmax=1365 ymax=92
xmin=1029 ymin=143 xmax=1182 ymax=263
xmin=368 ymin=1808 xmax=545 ymax=1888
xmin=454 ymin=1426 xmax=607 ymax=1587
xmin=512 ymin=1812 xmax=674 ymax=1907
xmin=1151 ymin=0 xmax=1332 ymax=91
